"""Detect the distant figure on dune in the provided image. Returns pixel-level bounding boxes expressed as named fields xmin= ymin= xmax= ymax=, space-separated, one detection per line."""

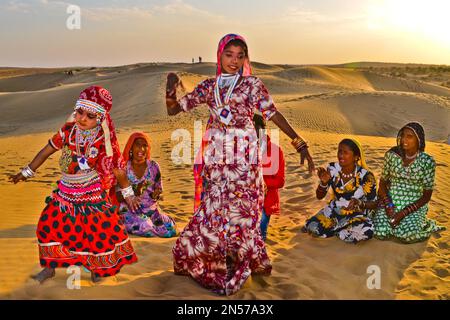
xmin=165 ymin=33 xmax=315 ymax=295
xmin=8 ymin=86 xmax=139 ymax=284
xmin=198 ymin=56 xmax=202 ymax=63
xmin=373 ymin=122 xmax=444 ymax=243
xmin=303 ymin=139 xmax=377 ymax=243
xmin=116 ymin=132 xmax=177 ymax=238
xmin=253 ymin=113 xmax=285 ymax=242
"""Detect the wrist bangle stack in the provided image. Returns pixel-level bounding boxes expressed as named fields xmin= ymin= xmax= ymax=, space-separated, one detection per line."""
xmin=21 ymin=165 xmax=35 ymax=179
xmin=403 ymin=203 xmax=419 ymax=216
xmin=291 ymin=136 xmax=308 ymax=153
xmin=121 ymin=186 xmax=135 ymax=199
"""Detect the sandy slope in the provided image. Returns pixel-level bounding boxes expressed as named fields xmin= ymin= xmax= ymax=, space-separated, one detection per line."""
xmin=0 ymin=63 xmax=449 ymax=299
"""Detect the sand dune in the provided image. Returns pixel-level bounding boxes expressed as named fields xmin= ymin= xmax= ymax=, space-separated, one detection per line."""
xmin=0 ymin=62 xmax=449 ymax=299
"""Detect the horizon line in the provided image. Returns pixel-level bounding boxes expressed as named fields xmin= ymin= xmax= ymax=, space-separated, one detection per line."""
xmin=1 ymin=60 xmax=450 ymax=69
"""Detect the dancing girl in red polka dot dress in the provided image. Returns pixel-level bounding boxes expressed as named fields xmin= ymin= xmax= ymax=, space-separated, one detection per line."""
xmin=9 ymin=86 xmax=139 ymax=283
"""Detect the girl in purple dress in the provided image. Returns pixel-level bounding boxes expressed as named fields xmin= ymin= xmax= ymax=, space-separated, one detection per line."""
xmin=117 ymin=132 xmax=177 ymax=238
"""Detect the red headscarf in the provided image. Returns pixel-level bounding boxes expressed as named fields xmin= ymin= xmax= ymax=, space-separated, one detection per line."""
xmin=123 ymin=132 xmax=152 ymax=163
xmin=71 ymin=85 xmax=124 ymax=190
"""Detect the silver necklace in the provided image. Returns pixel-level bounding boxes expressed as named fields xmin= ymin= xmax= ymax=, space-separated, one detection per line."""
xmin=405 ymin=152 xmax=418 ymax=160
xmin=75 ymin=124 xmax=99 ymax=170
xmin=340 ymin=168 xmax=355 ymax=179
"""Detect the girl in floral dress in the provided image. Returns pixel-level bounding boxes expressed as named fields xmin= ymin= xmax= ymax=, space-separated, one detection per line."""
xmin=9 ymin=86 xmax=139 ymax=283
xmin=304 ymin=139 xmax=377 ymax=243
xmin=374 ymin=122 xmax=444 ymax=243
xmin=117 ymin=132 xmax=177 ymax=237
xmin=165 ymin=33 xmax=315 ymax=295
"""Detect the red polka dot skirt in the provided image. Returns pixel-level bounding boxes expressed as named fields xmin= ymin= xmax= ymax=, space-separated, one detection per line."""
xmin=36 ymin=176 xmax=137 ymax=278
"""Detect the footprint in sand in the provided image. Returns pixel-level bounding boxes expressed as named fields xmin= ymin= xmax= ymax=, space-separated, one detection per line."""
xmin=434 ymin=268 xmax=449 ymax=278
xmin=277 ymin=284 xmax=299 ymax=299
xmin=285 ymin=182 xmax=312 ymax=190
xmin=437 ymin=241 xmax=449 ymax=249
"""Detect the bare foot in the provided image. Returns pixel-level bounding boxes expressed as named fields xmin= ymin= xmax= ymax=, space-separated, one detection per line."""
xmin=91 ymin=272 xmax=101 ymax=283
xmin=31 ymin=268 xmax=55 ymax=284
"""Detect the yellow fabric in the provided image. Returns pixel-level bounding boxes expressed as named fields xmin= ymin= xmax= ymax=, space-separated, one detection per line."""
xmin=349 ymin=138 xmax=368 ymax=170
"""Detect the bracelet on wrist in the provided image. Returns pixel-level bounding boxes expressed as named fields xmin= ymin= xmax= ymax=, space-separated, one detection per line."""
xmin=121 ymin=186 xmax=135 ymax=199
xmin=291 ymin=136 xmax=308 ymax=152
xmin=21 ymin=165 xmax=35 ymax=179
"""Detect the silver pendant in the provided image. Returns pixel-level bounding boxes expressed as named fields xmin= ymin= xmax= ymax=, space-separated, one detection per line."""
xmin=77 ymin=156 xmax=91 ymax=170
xmin=218 ymin=105 xmax=232 ymax=125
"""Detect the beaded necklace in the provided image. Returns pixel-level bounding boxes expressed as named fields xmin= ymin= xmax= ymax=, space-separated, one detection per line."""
xmin=75 ymin=124 xmax=100 ymax=170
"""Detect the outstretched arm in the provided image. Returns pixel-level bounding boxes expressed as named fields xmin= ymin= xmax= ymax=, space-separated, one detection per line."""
xmin=9 ymin=143 xmax=57 ymax=184
xmin=269 ymin=111 xmax=315 ymax=173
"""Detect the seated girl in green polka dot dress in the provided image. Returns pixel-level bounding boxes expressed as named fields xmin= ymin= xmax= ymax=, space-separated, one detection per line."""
xmin=373 ymin=122 xmax=445 ymax=243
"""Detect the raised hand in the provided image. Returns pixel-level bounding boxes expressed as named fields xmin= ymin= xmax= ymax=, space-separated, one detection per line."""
xmin=316 ymin=167 xmax=331 ymax=185
xmin=166 ymin=73 xmax=183 ymax=98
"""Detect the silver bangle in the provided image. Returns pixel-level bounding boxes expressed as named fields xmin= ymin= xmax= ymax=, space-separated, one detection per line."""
xmin=21 ymin=165 xmax=35 ymax=178
xmin=120 ymin=186 xmax=135 ymax=199
xmin=319 ymin=182 xmax=328 ymax=189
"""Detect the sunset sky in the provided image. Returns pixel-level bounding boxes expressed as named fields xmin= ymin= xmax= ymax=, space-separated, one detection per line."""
xmin=1 ymin=0 xmax=449 ymax=67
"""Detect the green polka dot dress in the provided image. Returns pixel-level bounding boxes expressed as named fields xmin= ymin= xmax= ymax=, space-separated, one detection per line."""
xmin=373 ymin=151 xmax=444 ymax=243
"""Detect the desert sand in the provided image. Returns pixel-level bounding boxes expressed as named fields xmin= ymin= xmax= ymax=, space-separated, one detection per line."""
xmin=0 ymin=62 xmax=449 ymax=299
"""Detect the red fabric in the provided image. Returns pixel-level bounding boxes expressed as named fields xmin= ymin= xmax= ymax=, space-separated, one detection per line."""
xmin=37 ymin=192 xmax=137 ymax=277
xmin=78 ymin=85 xmax=112 ymax=112
xmin=262 ymin=136 xmax=285 ymax=215
xmin=50 ymin=122 xmax=112 ymax=176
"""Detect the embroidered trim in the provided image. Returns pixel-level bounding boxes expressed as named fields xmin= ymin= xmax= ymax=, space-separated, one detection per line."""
xmin=75 ymin=99 xmax=106 ymax=116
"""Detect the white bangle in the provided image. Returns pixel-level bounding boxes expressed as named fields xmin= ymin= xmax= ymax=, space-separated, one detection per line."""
xmin=21 ymin=165 xmax=35 ymax=178
xmin=120 ymin=186 xmax=135 ymax=199
xmin=319 ymin=182 xmax=328 ymax=189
